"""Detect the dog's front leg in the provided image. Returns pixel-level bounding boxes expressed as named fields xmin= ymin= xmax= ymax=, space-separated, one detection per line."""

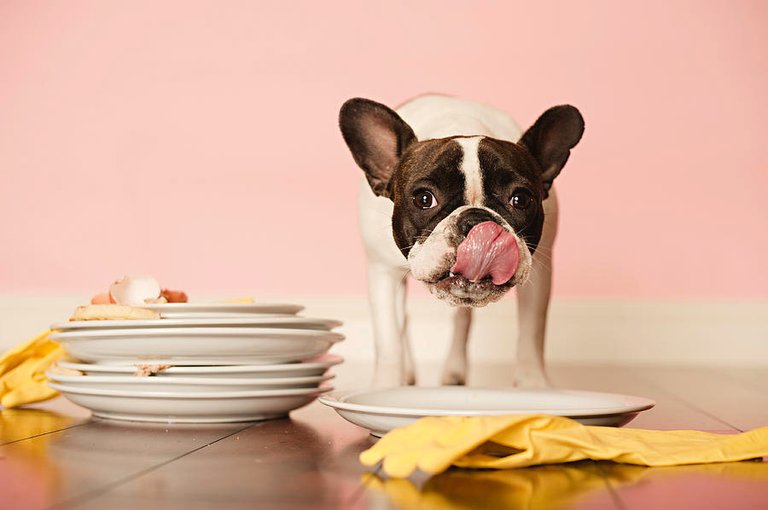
xmin=514 ymin=188 xmax=559 ymax=388
xmin=367 ymin=263 xmax=415 ymax=387
xmin=395 ymin=274 xmax=416 ymax=385
xmin=441 ymin=307 xmax=472 ymax=385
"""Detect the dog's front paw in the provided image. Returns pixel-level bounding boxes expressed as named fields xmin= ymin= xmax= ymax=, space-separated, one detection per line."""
xmin=441 ymin=370 xmax=466 ymax=386
xmin=513 ymin=369 xmax=551 ymax=389
xmin=440 ymin=353 xmax=467 ymax=386
xmin=372 ymin=367 xmax=415 ymax=388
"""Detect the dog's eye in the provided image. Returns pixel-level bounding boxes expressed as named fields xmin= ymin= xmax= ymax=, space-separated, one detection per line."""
xmin=413 ymin=189 xmax=438 ymax=210
xmin=510 ymin=189 xmax=534 ymax=210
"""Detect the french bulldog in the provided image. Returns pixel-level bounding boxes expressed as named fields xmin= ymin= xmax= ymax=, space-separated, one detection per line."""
xmin=339 ymin=94 xmax=584 ymax=388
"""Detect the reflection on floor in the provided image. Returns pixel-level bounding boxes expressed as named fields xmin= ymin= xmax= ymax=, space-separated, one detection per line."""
xmin=1 ymin=364 xmax=767 ymax=510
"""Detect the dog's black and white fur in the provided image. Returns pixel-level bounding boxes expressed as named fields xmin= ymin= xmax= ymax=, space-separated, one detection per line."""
xmin=340 ymin=95 xmax=584 ymax=388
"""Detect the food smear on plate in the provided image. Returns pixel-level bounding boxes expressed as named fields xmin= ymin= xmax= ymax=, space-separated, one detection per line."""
xmin=133 ymin=363 xmax=172 ymax=377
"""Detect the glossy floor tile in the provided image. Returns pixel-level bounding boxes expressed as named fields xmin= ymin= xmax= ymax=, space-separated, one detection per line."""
xmin=1 ymin=363 xmax=766 ymax=510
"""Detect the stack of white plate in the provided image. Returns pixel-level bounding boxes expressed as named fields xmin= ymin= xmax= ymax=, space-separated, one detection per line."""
xmin=47 ymin=302 xmax=343 ymax=423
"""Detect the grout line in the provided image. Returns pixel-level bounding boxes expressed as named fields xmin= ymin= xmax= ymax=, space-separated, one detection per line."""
xmin=349 ymin=467 xmax=385 ymax=506
xmin=48 ymin=422 xmax=259 ymax=510
xmin=594 ymin=462 xmax=630 ymax=510
xmin=625 ymin=367 xmax=743 ymax=433
xmin=705 ymin=368 xmax=768 ymax=399
xmin=0 ymin=420 xmax=91 ymax=447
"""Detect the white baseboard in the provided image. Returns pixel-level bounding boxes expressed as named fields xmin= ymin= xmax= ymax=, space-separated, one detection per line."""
xmin=1 ymin=293 xmax=767 ymax=366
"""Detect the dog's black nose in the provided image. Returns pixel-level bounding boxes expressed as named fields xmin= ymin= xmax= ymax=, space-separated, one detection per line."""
xmin=458 ymin=208 xmax=496 ymax=237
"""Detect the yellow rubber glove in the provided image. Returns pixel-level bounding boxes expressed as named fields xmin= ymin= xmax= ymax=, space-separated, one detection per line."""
xmin=0 ymin=330 xmax=64 ymax=408
xmin=360 ymin=414 xmax=768 ymax=478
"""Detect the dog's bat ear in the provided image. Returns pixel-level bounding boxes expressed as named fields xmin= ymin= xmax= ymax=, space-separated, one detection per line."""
xmin=339 ymin=98 xmax=417 ymax=198
xmin=520 ymin=105 xmax=584 ymax=197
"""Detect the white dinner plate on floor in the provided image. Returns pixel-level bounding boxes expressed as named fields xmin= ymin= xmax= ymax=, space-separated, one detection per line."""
xmin=47 ymin=370 xmax=335 ymax=391
xmin=56 ymin=354 xmax=343 ymax=378
xmin=50 ymin=327 xmax=344 ymax=365
xmin=48 ymin=381 xmax=333 ymax=423
xmin=141 ymin=303 xmax=303 ymax=318
xmin=319 ymin=387 xmax=656 ymax=436
xmin=52 ymin=316 xmax=342 ymax=331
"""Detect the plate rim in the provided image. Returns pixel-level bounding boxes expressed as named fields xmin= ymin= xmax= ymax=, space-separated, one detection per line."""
xmin=318 ymin=387 xmax=656 ymax=417
xmin=56 ymin=354 xmax=344 ymax=373
xmin=142 ymin=303 xmax=304 ymax=313
xmin=51 ymin=317 xmax=343 ymax=331
xmin=46 ymin=371 xmax=335 ymax=386
xmin=49 ymin=327 xmax=345 ymax=342
xmin=48 ymin=381 xmax=334 ymax=399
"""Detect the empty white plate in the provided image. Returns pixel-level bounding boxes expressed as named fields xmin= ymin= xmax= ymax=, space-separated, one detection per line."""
xmin=48 ymin=381 xmax=333 ymax=423
xmin=47 ymin=370 xmax=334 ymax=391
xmin=52 ymin=316 xmax=342 ymax=332
xmin=56 ymin=354 xmax=343 ymax=378
xmin=50 ymin=327 xmax=344 ymax=365
xmin=141 ymin=302 xmax=303 ymax=318
xmin=320 ymin=387 xmax=655 ymax=436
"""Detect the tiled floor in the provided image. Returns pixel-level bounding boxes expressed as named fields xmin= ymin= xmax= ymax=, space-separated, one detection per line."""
xmin=2 ymin=364 xmax=767 ymax=510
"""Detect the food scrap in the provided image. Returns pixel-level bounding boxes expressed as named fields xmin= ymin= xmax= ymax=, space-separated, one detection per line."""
xmin=133 ymin=363 xmax=172 ymax=377
xmin=90 ymin=275 xmax=188 ymax=306
xmin=71 ymin=275 xmax=188 ymax=321
xmin=70 ymin=304 xmax=160 ymax=321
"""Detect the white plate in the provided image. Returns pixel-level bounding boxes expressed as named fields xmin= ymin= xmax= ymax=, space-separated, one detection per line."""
xmin=141 ymin=303 xmax=303 ymax=318
xmin=52 ymin=316 xmax=342 ymax=331
xmin=47 ymin=371 xmax=334 ymax=391
xmin=49 ymin=327 xmax=344 ymax=365
xmin=56 ymin=354 xmax=343 ymax=378
xmin=146 ymin=312 xmax=298 ymax=319
xmin=49 ymin=381 xmax=333 ymax=423
xmin=320 ymin=387 xmax=656 ymax=436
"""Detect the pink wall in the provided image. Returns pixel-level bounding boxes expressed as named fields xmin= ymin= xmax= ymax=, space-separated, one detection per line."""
xmin=1 ymin=1 xmax=766 ymax=299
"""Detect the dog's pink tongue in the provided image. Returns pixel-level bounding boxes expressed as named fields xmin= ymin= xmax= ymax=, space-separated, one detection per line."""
xmin=451 ymin=222 xmax=519 ymax=285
